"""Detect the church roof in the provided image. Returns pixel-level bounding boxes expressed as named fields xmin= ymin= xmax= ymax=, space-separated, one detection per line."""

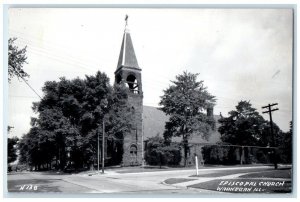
xmin=116 ymin=29 xmax=140 ymax=71
xmin=143 ymin=106 xmax=221 ymax=144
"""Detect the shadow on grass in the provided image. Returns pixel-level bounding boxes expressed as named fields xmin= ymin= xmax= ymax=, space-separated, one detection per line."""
xmin=238 ymin=168 xmax=292 ymax=179
xmin=164 ymin=178 xmax=197 ymax=185
xmin=190 ymin=167 xmax=274 ymax=178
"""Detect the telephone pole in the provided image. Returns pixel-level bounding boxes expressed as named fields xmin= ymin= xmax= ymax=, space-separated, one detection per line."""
xmin=102 ymin=118 xmax=105 ymax=174
xmin=262 ymin=103 xmax=279 ymax=169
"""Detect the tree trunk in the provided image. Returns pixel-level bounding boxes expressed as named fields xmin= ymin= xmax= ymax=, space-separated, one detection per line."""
xmin=183 ymin=135 xmax=188 ymax=167
xmin=159 ymin=153 xmax=162 ymax=169
xmin=56 ymin=155 xmax=58 ymax=169
xmin=240 ymin=147 xmax=245 ymax=165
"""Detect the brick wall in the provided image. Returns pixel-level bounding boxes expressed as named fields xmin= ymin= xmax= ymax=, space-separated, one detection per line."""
xmin=122 ymin=94 xmax=143 ymax=166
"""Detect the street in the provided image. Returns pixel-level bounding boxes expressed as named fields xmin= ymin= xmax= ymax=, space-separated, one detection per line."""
xmin=7 ymin=168 xmax=211 ymax=194
xmin=7 ymin=165 xmax=292 ymax=194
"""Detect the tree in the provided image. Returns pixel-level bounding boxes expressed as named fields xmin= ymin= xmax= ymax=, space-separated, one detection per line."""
xmin=218 ymin=101 xmax=292 ymax=165
xmin=18 ymin=127 xmax=46 ymax=170
xmin=218 ymin=101 xmax=286 ymax=164
xmin=277 ymin=121 xmax=292 ymax=163
xmin=218 ymin=101 xmax=266 ymax=146
xmin=159 ymin=71 xmax=216 ymax=166
xmin=8 ymin=38 xmax=29 ymax=82
xmin=8 ymin=137 xmax=19 ymax=164
xmin=19 ymin=71 xmax=134 ymax=170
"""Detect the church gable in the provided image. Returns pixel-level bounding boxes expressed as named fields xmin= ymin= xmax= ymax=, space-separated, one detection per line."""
xmin=142 ymin=106 xmax=221 ymax=144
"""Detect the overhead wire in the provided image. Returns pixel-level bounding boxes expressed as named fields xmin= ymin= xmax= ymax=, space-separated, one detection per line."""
xmin=10 ymin=67 xmax=42 ymax=99
xmin=9 ymin=29 xmax=292 ymax=117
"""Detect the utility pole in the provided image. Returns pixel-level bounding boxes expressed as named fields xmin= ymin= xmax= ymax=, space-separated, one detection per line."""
xmin=141 ymin=118 xmax=144 ymax=167
xmin=97 ymin=125 xmax=100 ymax=173
xmin=262 ymin=103 xmax=279 ymax=169
xmin=102 ymin=118 xmax=105 ymax=174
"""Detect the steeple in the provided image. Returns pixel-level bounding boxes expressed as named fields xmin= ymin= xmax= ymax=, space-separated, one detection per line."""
xmin=116 ymin=16 xmax=140 ymax=71
xmin=114 ymin=15 xmax=143 ymax=166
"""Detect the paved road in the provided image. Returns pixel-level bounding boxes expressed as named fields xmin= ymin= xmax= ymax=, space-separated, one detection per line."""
xmin=7 ymin=169 xmax=210 ymax=194
xmin=7 ymin=165 xmax=278 ymax=194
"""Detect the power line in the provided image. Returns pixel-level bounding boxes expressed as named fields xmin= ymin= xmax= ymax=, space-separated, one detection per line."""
xmin=9 ymin=95 xmax=40 ymax=99
xmin=9 ymin=34 xmax=98 ymax=72
xmin=186 ymin=142 xmax=277 ymax=149
xmin=11 ymin=66 xmax=42 ymax=99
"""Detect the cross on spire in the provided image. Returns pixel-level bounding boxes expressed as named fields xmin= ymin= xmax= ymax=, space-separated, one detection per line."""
xmin=125 ymin=14 xmax=129 ymax=27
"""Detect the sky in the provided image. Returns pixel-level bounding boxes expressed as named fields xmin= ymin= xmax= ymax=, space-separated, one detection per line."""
xmin=7 ymin=8 xmax=293 ymax=138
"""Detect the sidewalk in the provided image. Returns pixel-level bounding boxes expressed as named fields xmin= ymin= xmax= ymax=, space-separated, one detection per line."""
xmin=80 ymin=164 xmax=281 ymax=176
xmin=61 ymin=164 xmax=291 ymax=194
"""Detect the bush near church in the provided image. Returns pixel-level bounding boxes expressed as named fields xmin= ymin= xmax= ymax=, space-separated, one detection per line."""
xmin=202 ymin=145 xmax=270 ymax=165
xmin=144 ymin=136 xmax=181 ymax=167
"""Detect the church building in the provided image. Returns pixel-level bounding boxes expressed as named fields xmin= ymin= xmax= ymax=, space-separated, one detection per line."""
xmin=113 ymin=18 xmax=221 ymax=166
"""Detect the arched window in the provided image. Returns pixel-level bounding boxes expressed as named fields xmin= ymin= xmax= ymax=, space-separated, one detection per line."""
xmin=130 ymin=144 xmax=137 ymax=156
xmin=129 ymin=144 xmax=138 ymax=165
xmin=126 ymin=74 xmax=139 ymax=94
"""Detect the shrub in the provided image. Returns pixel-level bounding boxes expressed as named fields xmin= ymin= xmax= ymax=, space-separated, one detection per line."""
xmin=202 ymin=145 xmax=236 ymax=165
xmin=145 ymin=135 xmax=181 ymax=166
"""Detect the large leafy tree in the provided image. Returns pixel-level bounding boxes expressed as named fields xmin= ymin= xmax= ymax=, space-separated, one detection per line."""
xmin=218 ymin=101 xmax=291 ymax=164
xmin=8 ymin=136 xmax=19 ymax=164
xmin=159 ymin=71 xmax=216 ymax=166
xmin=218 ymin=101 xmax=268 ymax=164
xmin=8 ymin=38 xmax=29 ymax=82
xmin=7 ymin=126 xmax=19 ymax=167
xmin=277 ymin=121 xmax=292 ymax=163
xmin=19 ymin=71 xmax=134 ymax=170
xmin=18 ymin=127 xmax=50 ymax=170
xmin=218 ymin=101 xmax=268 ymax=146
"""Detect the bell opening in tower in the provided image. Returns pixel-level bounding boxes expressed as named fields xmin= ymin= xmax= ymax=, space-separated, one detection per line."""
xmin=126 ymin=74 xmax=139 ymax=94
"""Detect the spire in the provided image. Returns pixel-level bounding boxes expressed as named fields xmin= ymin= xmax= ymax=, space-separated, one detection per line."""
xmin=116 ymin=15 xmax=140 ymax=70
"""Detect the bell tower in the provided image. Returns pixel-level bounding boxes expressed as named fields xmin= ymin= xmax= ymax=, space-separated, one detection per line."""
xmin=114 ymin=16 xmax=143 ymax=166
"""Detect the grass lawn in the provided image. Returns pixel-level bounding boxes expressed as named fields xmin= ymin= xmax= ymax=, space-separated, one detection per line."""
xmin=188 ymin=168 xmax=292 ymax=193
xmin=114 ymin=164 xmax=274 ymax=174
xmin=190 ymin=167 xmax=273 ymax=178
xmin=188 ymin=179 xmax=291 ymax=193
xmin=239 ymin=168 xmax=292 ymax=179
xmin=164 ymin=178 xmax=197 ymax=185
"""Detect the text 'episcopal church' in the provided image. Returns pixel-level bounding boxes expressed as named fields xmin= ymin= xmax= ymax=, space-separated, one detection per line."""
xmin=111 ymin=19 xmax=220 ymax=167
